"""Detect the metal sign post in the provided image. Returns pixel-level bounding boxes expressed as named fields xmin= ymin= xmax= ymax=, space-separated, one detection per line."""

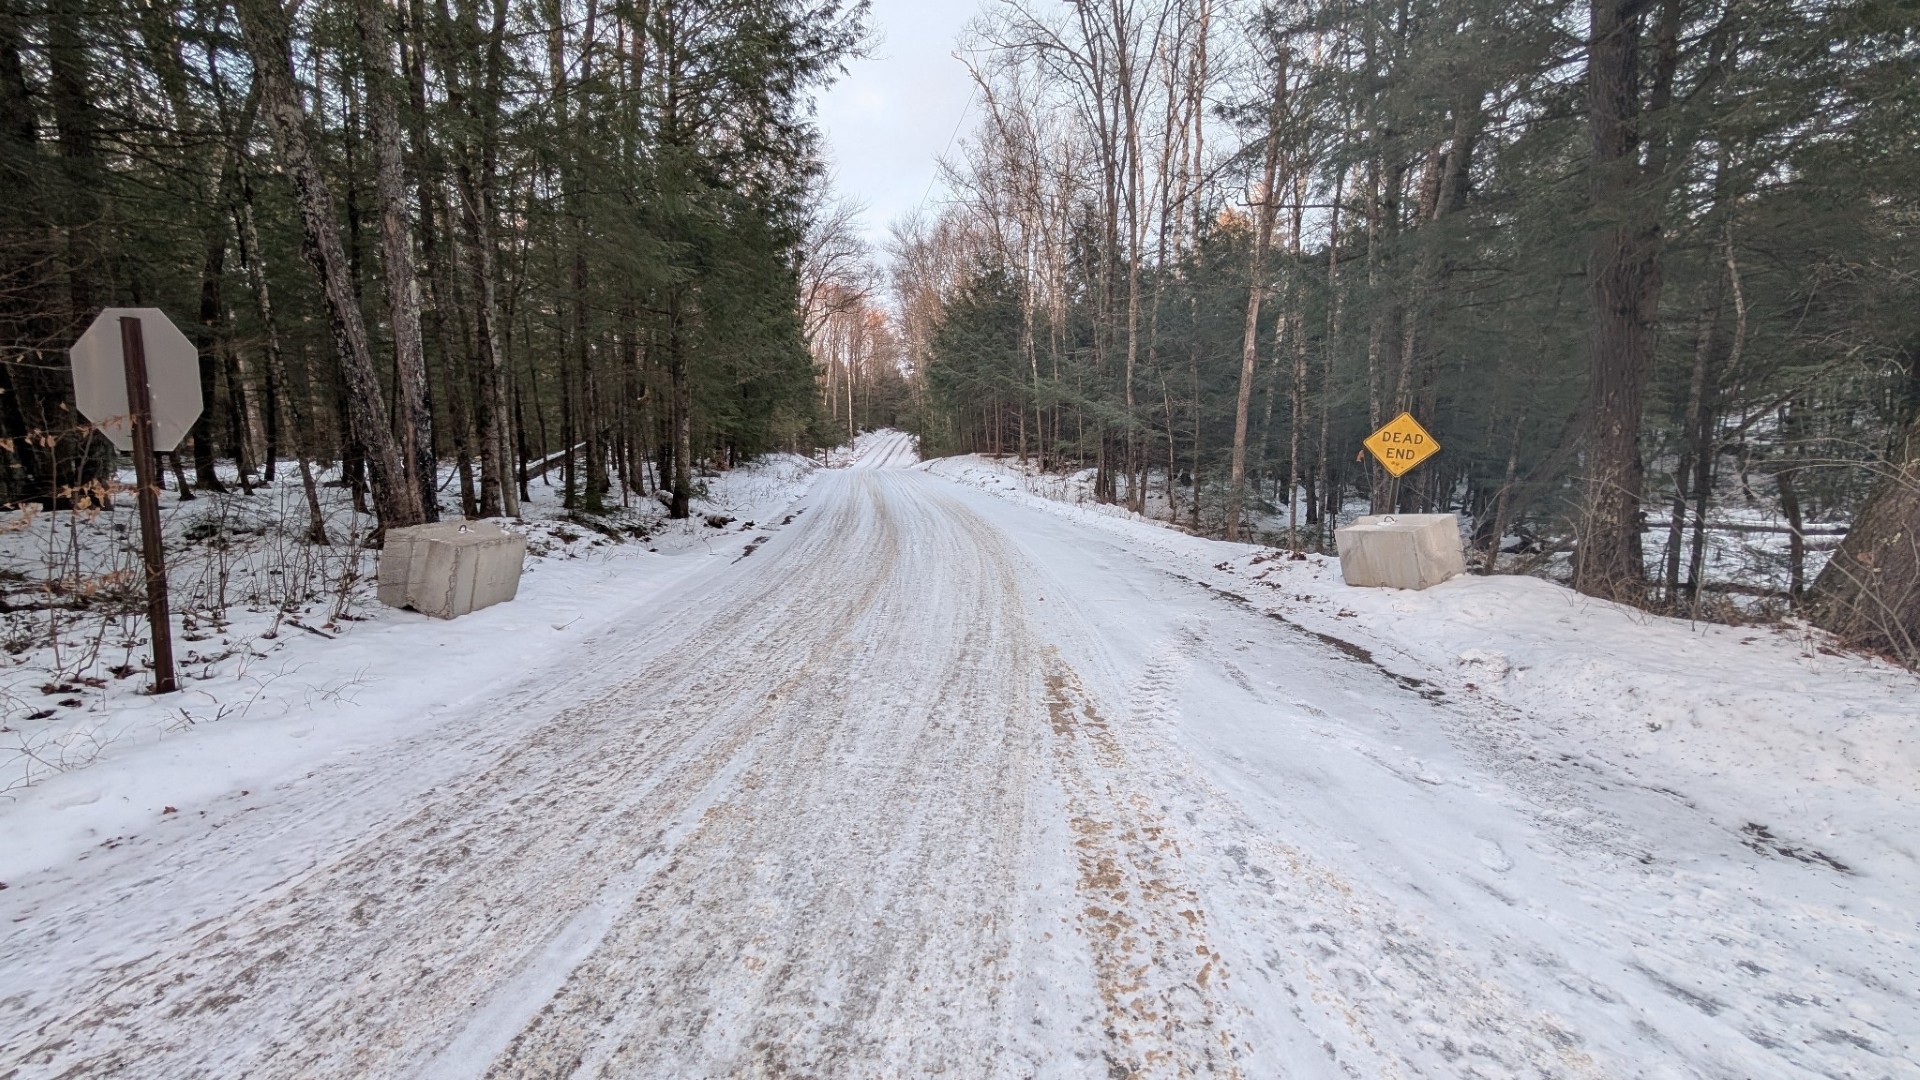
xmin=118 ymin=317 xmax=178 ymax=694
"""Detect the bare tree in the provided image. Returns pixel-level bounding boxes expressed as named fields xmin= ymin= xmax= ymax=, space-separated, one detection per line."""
xmin=1227 ymin=48 xmax=1286 ymax=543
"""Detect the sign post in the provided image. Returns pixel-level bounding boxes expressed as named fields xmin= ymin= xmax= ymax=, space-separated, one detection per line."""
xmin=119 ymin=317 xmax=177 ymax=693
xmin=70 ymin=308 xmax=201 ymax=695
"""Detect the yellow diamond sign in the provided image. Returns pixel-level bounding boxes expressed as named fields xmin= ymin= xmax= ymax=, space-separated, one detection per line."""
xmin=1364 ymin=412 xmax=1440 ymax=477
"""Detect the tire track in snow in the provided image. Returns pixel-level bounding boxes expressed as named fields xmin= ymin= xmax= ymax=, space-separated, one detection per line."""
xmin=1126 ymin=618 xmax=1206 ymax=738
xmin=478 ymin=473 xmax=1050 ymax=1077
xmin=965 ymin=496 xmax=1621 ymax=1077
xmin=1042 ymin=651 xmax=1247 ymax=1079
xmin=1034 ymin=649 xmax=1615 ymax=1078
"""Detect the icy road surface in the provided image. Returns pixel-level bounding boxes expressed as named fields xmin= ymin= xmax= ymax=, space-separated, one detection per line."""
xmin=2 ymin=431 xmax=1912 ymax=1078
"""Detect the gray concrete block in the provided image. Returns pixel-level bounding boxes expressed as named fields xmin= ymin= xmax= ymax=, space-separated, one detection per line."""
xmin=1335 ymin=513 xmax=1466 ymax=590
xmin=377 ymin=521 xmax=527 ymax=619
xmin=375 ymin=531 xmax=418 ymax=609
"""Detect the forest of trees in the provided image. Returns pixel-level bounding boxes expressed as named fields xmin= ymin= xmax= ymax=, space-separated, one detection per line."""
xmin=874 ymin=0 xmax=1917 ymax=659
xmin=0 ymin=0 xmax=860 ymax=534
xmin=1 ymin=0 xmax=1915 ymax=663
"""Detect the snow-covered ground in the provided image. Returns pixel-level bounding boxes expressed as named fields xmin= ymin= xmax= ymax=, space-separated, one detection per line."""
xmin=1003 ymin=455 xmax=1844 ymax=605
xmin=1 ymin=433 xmax=1914 ymax=1078
xmin=1 ymin=453 xmax=821 ymax=872
xmin=927 ymin=453 xmax=1915 ymax=795
xmin=921 ymin=451 xmax=1920 ymax=1076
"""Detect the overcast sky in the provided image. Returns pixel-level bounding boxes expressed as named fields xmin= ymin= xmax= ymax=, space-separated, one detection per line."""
xmin=811 ymin=0 xmax=983 ymax=253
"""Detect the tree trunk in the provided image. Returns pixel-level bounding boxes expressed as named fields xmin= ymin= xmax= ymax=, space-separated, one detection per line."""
xmin=463 ymin=0 xmax=518 ymax=518
xmin=357 ymin=0 xmax=437 ymax=521
xmin=191 ymin=233 xmax=229 ymax=491
xmin=1287 ymin=229 xmax=1307 ymax=555
xmin=668 ymin=287 xmax=692 ymax=519
xmin=220 ymin=336 xmax=255 ymax=493
xmin=1572 ymin=0 xmax=1663 ymax=604
xmin=1808 ymin=407 xmax=1920 ymax=661
xmin=1775 ymin=402 xmax=1809 ymax=602
xmin=45 ymin=0 xmax=103 ymax=324
xmin=237 ymin=0 xmax=423 ymax=530
xmin=236 ymin=162 xmax=329 ymax=544
xmin=1227 ymin=64 xmax=1285 ymax=542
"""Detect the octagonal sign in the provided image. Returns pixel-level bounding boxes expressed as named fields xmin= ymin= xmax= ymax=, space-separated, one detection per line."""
xmin=69 ymin=308 xmax=202 ymax=452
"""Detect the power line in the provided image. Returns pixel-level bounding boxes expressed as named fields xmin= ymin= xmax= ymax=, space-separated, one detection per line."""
xmin=917 ymin=77 xmax=978 ymax=213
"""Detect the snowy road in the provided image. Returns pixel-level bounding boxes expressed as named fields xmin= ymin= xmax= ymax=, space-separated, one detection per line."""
xmin=2 ymin=431 xmax=1913 ymax=1078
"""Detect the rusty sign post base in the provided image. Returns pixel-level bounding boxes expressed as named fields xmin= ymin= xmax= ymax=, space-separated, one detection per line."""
xmin=119 ymin=316 xmax=178 ymax=695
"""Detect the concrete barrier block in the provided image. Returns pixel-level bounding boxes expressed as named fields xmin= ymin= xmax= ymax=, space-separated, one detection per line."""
xmin=1335 ymin=513 xmax=1465 ymax=590
xmin=377 ymin=521 xmax=527 ymax=619
xmin=375 ymin=530 xmax=419 ymax=609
